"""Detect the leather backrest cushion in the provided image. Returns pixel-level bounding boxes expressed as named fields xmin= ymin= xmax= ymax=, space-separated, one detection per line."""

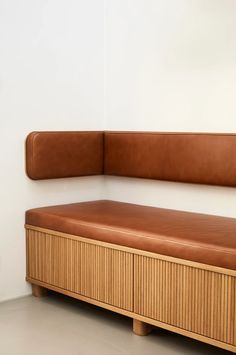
xmin=26 ymin=131 xmax=104 ymax=179
xmin=104 ymin=132 xmax=236 ymax=186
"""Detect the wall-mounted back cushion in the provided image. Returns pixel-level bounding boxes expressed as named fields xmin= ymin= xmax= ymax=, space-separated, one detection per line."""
xmin=26 ymin=131 xmax=104 ymax=180
xmin=104 ymin=132 xmax=236 ymax=186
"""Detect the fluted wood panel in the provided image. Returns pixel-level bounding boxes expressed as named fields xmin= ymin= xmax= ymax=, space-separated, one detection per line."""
xmin=26 ymin=229 xmax=133 ymax=311
xmin=134 ymin=255 xmax=236 ymax=346
xmin=25 ymin=225 xmax=236 ymax=352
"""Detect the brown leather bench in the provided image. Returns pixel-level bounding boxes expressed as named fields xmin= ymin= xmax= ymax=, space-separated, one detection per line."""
xmin=25 ymin=131 xmax=236 ymax=353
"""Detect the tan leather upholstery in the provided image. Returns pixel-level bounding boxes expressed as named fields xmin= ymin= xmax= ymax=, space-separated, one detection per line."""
xmin=26 ymin=131 xmax=236 ymax=186
xmin=26 ymin=200 xmax=236 ymax=270
xmin=26 ymin=131 xmax=104 ymax=179
xmin=25 ymin=131 xmax=236 ymax=271
xmin=104 ymin=132 xmax=236 ymax=186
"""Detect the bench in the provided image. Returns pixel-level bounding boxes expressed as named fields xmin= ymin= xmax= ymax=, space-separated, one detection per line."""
xmin=25 ymin=131 xmax=236 ymax=353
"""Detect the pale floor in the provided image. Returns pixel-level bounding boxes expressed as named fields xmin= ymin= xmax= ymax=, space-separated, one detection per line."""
xmin=0 ymin=292 xmax=232 ymax=355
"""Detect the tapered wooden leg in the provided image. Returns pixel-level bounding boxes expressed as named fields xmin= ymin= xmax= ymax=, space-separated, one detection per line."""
xmin=32 ymin=284 xmax=48 ymax=297
xmin=133 ymin=319 xmax=153 ymax=336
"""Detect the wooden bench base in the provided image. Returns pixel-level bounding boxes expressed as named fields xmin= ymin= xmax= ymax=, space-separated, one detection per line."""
xmin=26 ymin=225 xmax=236 ymax=353
xmin=32 ymin=284 xmax=48 ymax=297
xmin=133 ymin=319 xmax=153 ymax=336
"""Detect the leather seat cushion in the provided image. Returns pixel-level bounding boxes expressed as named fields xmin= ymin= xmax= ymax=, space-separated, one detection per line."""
xmin=26 ymin=200 xmax=236 ymax=270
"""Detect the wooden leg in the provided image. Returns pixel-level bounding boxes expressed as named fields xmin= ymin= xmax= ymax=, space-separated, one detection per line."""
xmin=133 ymin=319 xmax=153 ymax=336
xmin=32 ymin=284 xmax=48 ymax=297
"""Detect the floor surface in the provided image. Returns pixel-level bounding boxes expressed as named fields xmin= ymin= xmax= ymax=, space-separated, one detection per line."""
xmin=0 ymin=292 xmax=232 ymax=355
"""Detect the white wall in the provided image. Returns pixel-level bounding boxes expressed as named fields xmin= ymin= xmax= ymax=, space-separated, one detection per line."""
xmin=104 ymin=0 xmax=236 ymax=218
xmin=0 ymin=0 xmax=105 ymax=302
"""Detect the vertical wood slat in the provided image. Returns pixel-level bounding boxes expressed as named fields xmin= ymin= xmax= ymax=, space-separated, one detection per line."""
xmin=26 ymin=226 xmax=236 ymax=349
xmin=134 ymin=255 xmax=236 ymax=346
xmin=27 ymin=229 xmax=133 ymax=311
